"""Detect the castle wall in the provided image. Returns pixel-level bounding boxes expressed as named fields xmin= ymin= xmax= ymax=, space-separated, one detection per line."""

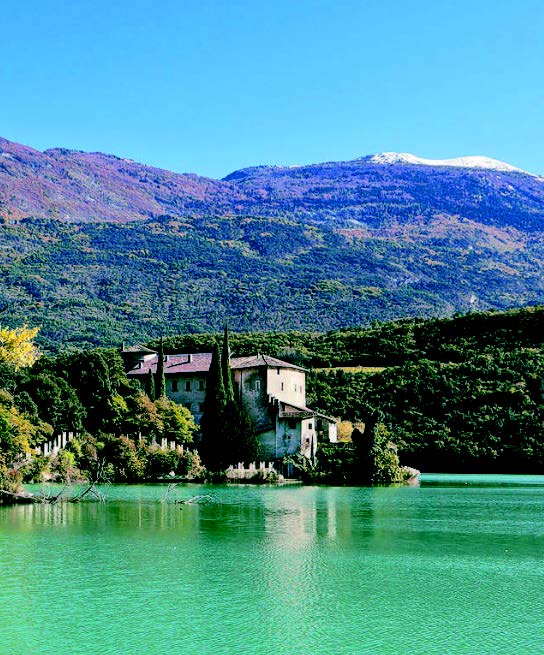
xmin=165 ymin=374 xmax=207 ymax=423
xmin=233 ymin=367 xmax=273 ymax=432
xmin=258 ymin=428 xmax=278 ymax=460
xmin=266 ymin=367 xmax=306 ymax=407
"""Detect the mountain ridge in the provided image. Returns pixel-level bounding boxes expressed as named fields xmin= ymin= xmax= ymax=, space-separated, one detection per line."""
xmin=0 ymin=135 xmax=543 ymax=349
xmin=1 ymin=135 xmax=543 ymax=226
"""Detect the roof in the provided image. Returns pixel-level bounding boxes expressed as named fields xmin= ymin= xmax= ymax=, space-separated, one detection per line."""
xmin=230 ymin=354 xmax=306 ymax=371
xmin=122 ymin=344 xmax=157 ymax=355
xmin=125 ymin=351 xmax=306 ymax=376
xmin=279 ymin=401 xmax=337 ymax=424
xmin=126 ymin=352 xmax=213 ymax=376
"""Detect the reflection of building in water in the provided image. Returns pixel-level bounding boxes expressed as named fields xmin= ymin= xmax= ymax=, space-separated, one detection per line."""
xmin=122 ymin=347 xmax=337 ymax=462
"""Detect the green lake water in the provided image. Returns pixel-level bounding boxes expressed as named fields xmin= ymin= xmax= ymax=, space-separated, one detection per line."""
xmin=1 ymin=475 xmax=544 ymax=654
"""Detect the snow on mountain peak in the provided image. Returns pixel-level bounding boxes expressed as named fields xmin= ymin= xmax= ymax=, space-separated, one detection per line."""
xmin=367 ymin=152 xmax=533 ymax=175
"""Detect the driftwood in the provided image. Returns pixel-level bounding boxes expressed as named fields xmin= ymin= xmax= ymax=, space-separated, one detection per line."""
xmin=161 ymin=483 xmax=178 ymax=503
xmin=176 ymin=494 xmax=217 ymax=505
xmin=0 ymin=489 xmax=37 ymax=504
xmin=68 ymin=460 xmax=108 ymax=503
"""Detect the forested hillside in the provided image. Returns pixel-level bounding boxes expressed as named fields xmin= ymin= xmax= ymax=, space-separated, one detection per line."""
xmin=164 ymin=306 xmax=544 ymax=474
xmin=1 ymin=307 xmax=544 ymax=487
xmin=2 ymin=216 xmax=544 ymax=352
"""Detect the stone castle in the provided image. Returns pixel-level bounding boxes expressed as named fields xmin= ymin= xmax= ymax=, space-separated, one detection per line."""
xmin=121 ymin=346 xmax=337 ymax=461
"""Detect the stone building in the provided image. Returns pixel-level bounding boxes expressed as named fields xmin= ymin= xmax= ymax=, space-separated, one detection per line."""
xmin=121 ymin=346 xmax=337 ymax=461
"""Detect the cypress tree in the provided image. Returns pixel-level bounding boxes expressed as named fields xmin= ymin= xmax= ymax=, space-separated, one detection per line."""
xmin=200 ymin=341 xmax=227 ymax=470
xmin=146 ymin=368 xmax=156 ymax=400
xmin=155 ymin=337 xmax=166 ymax=399
xmin=220 ymin=322 xmax=260 ymax=465
xmin=231 ymin=398 xmax=259 ymax=464
xmin=221 ymin=322 xmax=234 ymax=403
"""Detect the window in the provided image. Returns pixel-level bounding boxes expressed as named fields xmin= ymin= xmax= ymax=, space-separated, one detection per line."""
xmin=277 ymin=367 xmax=280 ymax=375
xmin=185 ymin=380 xmax=191 ymax=391
xmin=288 ymin=419 xmax=297 ymax=429
xmin=246 ymin=378 xmax=260 ymax=392
xmin=308 ymin=421 xmax=313 ymax=429
xmin=281 ymin=382 xmax=284 ymax=391
xmin=294 ymin=384 xmax=297 ymax=392
xmin=199 ymin=380 xmax=205 ymax=391
xmin=171 ymin=379 xmax=178 ymax=392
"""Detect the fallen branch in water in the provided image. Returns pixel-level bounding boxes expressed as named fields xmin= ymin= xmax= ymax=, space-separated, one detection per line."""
xmin=161 ymin=483 xmax=178 ymax=503
xmin=68 ymin=459 xmax=108 ymax=503
xmin=0 ymin=489 xmax=37 ymax=504
xmin=176 ymin=494 xmax=217 ymax=505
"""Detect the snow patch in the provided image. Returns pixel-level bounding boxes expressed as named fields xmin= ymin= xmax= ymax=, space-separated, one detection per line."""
xmin=366 ymin=152 xmax=534 ymax=176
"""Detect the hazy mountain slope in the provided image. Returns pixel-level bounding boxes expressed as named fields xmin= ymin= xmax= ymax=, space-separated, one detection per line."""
xmin=223 ymin=156 xmax=544 ymax=230
xmin=1 ymin=136 xmax=543 ymax=230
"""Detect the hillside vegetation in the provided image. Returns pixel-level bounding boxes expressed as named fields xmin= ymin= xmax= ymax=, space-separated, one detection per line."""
xmin=163 ymin=307 xmax=544 ymax=473
xmin=1 ymin=307 xmax=543 ymax=487
xmin=2 ymin=216 xmax=544 ymax=352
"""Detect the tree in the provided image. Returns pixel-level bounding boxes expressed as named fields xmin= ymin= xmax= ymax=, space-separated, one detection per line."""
xmin=155 ymin=397 xmax=197 ymax=444
xmin=220 ymin=323 xmax=260 ymax=466
xmin=24 ymin=373 xmax=84 ymax=434
xmin=199 ymin=342 xmax=227 ymax=470
xmin=229 ymin=399 xmax=259 ymax=464
xmin=146 ymin=369 xmax=156 ymax=400
xmin=56 ymin=351 xmax=115 ymax=434
xmin=155 ymin=337 xmax=166 ymax=399
xmin=351 ymin=409 xmax=404 ymax=485
xmin=221 ymin=322 xmax=234 ymax=403
xmin=0 ymin=324 xmax=39 ymax=370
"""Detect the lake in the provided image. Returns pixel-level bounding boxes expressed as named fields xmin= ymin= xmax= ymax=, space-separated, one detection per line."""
xmin=1 ymin=475 xmax=544 ymax=654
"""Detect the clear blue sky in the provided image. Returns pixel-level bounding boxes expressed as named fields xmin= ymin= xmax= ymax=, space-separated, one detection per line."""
xmin=1 ymin=0 xmax=542 ymax=178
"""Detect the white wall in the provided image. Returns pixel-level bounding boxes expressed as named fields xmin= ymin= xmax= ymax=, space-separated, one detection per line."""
xmin=266 ymin=367 xmax=306 ymax=407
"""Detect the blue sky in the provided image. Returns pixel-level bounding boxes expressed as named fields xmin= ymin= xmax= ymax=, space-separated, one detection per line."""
xmin=1 ymin=0 xmax=542 ymax=178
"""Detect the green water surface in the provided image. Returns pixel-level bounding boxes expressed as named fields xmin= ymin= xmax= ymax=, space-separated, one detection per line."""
xmin=1 ymin=475 xmax=544 ymax=654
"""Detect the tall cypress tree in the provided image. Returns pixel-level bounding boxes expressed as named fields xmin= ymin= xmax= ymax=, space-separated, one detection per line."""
xmin=221 ymin=322 xmax=234 ymax=403
xmin=146 ymin=368 xmax=156 ymax=400
xmin=220 ymin=322 xmax=260 ymax=465
xmin=231 ymin=398 xmax=259 ymax=464
xmin=155 ymin=337 xmax=166 ymax=399
xmin=200 ymin=341 xmax=227 ymax=470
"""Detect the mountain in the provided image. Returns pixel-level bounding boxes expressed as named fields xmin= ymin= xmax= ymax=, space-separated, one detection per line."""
xmin=2 ymin=136 xmax=543 ymax=229
xmin=0 ymin=136 xmax=247 ymax=223
xmin=223 ymin=153 xmax=544 ymax=230
xmin=0 ymin=136 xmax=543 ymax=350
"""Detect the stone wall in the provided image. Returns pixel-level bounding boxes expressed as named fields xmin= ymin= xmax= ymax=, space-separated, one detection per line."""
xmin=166 ymin=374 xmax=207 ymax=422
xmin=233 ymin=367 xmax=273 ymax=433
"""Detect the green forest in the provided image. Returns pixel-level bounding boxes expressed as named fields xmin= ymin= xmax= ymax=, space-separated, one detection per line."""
xmin=1 ymin=215 xmax=543 ymax=353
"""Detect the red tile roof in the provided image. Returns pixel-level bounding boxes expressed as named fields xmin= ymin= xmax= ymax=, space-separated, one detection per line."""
xmin=125 ymin=351 xmax=306 ymax=376
xmin=279 ymin=401 xmax=337 ymax=423
xmin=230 ymin=354 xmax=306 ymax=371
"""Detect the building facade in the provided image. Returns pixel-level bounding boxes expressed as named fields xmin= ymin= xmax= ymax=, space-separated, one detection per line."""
xmin=122 ymin=347 xmax=337 ymax=461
